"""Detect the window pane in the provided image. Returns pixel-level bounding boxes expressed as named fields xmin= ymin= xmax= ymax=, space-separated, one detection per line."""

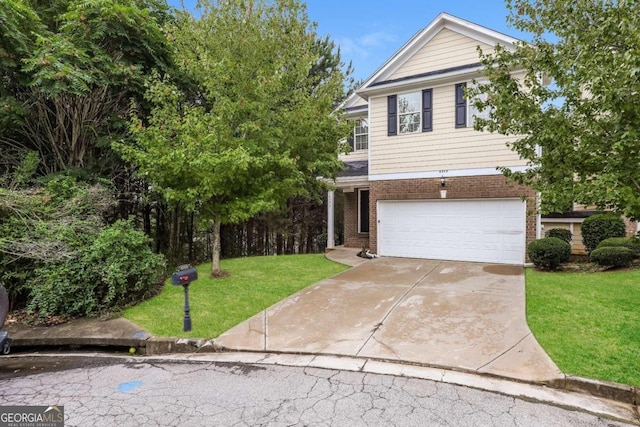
xmin=356 ymin=118 xmax=368 ymax=134
xmin=356 ymin=135 xmax=368 ymax=150
xmin=469 ymin=92 xmax=490 ymax=127
xmin=354 ymin=118 xmax=368 ymax=150
xmin=398 ymin=92 xmax=420 ymax=114
xmin=399 ymin=112 xmax=420 ymax=133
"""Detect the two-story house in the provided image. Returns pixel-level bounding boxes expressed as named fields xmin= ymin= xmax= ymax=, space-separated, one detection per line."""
xmin=330 ymin=13 xmax=538 ymax=265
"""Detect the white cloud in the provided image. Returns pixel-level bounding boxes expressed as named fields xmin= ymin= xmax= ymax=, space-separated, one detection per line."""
xmin=334 ymin=31 xmax=398 ymax=80
xmin=359 ymin=31 xmax=397 ymax=48
xmin=336 ymin=31 xmax=397 ymax=60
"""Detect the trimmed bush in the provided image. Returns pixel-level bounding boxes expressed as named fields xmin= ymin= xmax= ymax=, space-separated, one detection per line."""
xmin=597 ymin=237 xmax=640 ymax=257
xmin=27 ymin=221 xmax=166 ymax=319
xmin=545 ymin=228 xmax=572 ymax=244
xmin=527 ymin=237 xmax=571 ymax=270
xmin=590 ymin=246 xmax=635 ymax=268
xmin=581 ymin=213 xmax=626 ymax=253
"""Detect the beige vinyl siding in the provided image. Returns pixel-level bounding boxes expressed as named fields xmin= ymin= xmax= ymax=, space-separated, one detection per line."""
xmin=350 ymin=96 xmax=368 ymax=108
xmin=542 ymin=221 xmax=586 ymax=254
xmin=368 ymin=85 xmax=525 ymax=175
xmin=389 ymin=28 xmax=494 ymax=80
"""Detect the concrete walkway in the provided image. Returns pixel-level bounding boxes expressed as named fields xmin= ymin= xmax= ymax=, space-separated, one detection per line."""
xmin=5 ymin=317 xmax=151 ymax=348
xmin=216 ymin=250 xmax=563 ymax=384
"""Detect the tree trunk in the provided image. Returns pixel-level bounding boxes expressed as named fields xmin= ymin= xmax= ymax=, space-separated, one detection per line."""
xmin=187 ymin=211 xmax=194 ymax=262
xmin=155 ymin=204 xmax=166 ymax=254
xmin=276 ymin=232 xmax=283 ymax=254
xmin=143 ymin=204 xmax=152 ymax=236
xmin=211 ymin=218 xmax=222 ymax=277
xmin=306 ymin=223 xmax=313 ymax=253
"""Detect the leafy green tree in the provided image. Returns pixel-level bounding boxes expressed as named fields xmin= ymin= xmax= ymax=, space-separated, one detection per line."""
xmin=470 ymin=0 xmax=640 ymax=219
xmin=0 ymin=0 xmax=173 ymax=175
xmin=118 ymin=0 xmax=350 ymax=276
xmin=0 ymin=176 xmax=165 ymax=319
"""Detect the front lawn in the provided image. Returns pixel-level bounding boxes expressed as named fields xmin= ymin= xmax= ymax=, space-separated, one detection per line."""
xmin=526 ymin=268 xmax=640 ymax=387
xmin=124 ymin=254 xmax=348 ymax=338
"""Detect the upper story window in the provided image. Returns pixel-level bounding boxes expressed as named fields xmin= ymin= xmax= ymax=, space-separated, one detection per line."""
xmin=354 ymin=119 xmax=368 ymax=150
xmin=398 ymin=92 xmax=421 ymax=133
xmin=456 ymin=81 xmax=490 ymax=128
xmin=387 ymin=89 xmax=432 ymax=136
xmin=469 ymin=81 xmax=490 ymax=127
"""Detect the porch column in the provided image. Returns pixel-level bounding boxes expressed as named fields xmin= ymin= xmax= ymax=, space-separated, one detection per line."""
xmin=327 ymin=190 xmax=335 ymax=249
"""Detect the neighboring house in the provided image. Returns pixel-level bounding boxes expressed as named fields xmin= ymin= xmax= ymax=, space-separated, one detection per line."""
xmin=541 ymin=205 xmax=638 ymax=254
xmin=330 ymin=13 xmax=538 ymax=265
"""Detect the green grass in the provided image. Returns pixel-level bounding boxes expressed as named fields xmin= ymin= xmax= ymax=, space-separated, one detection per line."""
xmin=124 ymin=254 xmax=348 ymax=338
xmin=526 ymin=268 xmax=640 ymax=386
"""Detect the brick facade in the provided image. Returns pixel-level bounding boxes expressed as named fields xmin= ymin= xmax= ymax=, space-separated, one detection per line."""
xmin=342 ymin=175 xmax=537 ymax=257
xmin=343 ymin=191 xmax=370 ymax=249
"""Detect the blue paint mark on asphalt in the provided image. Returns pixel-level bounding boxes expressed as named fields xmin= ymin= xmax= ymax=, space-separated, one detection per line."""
xmin=118 ymin=381 xmax=143 ymax=393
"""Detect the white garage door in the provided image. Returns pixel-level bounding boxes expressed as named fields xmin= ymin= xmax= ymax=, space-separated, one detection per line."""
xmin=378 ymin=199 xmax=526 ymax=264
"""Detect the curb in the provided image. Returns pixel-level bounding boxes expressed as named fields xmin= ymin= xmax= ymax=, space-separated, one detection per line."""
xmin=144 ymin=337 xmax=223 ymax=355
xmin=8 ymin=335 xmax=223 ymax=355
xmin=9 ymin=335 xmax=147 ymax=349
xmin=7 ymin=335 xmax=640 ymax=412
xmin=562 ymin=376 xmax=639 ymax=407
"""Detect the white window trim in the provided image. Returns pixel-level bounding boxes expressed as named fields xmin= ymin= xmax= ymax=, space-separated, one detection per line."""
xmin=397 ymin=91 xmax=421 ymax=134
xmin=358 ymin=188 xmax=370 ymax=234
xmin=354 ymin=118 xmax=369 ymax=151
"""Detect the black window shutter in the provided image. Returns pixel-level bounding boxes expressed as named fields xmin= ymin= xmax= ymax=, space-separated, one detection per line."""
xmin=455 ymin=83 xmax=467 ymax=128
xmin=387 ymin=95 xmax=397 ymax=136
xmin=422 ymin=89 xmax=433 ymax=132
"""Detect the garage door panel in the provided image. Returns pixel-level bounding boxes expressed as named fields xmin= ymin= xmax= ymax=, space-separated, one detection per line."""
xmin=378 ymin=199 xmax=525 ymax=265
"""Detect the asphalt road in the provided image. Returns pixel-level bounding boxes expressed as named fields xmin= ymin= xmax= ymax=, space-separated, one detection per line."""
xmin=0 ymin=356 xmax=631 ymax=426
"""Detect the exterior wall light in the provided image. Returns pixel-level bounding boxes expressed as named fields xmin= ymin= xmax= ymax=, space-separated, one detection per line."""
xmin=440 ymin=176 xmax=447 ymax=199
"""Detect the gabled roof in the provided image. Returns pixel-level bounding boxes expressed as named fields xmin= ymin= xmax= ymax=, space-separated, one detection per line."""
xmin=340 ymin=91 xmax=369 ymax=114
xmin=355 ymin=12 xmax=520 ymax=98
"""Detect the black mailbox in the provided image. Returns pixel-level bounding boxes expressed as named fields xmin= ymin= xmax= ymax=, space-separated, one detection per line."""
xmin=172 ymin=264 xmax=198 ymax=286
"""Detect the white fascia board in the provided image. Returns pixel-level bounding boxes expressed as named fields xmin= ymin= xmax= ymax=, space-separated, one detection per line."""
xmin=369 ymin=166 xmax=528 ymax=181
xmin=443 ymin=15 xmax=519 ymax=48
xmin=343 ymin=106 xmax=368 ymax=119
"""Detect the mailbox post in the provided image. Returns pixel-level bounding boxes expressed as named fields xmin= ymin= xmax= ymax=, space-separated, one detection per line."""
xmin=171 ymin=264 xmax=198 ymax=332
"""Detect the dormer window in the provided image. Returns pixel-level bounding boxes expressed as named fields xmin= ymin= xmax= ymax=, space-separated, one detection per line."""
xmin=354 ymin=119 xmax=368 ymax=150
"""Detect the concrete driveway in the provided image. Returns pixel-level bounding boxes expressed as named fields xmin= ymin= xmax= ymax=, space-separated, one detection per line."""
xmin=216 ymin=254 xmax=563 ymax=384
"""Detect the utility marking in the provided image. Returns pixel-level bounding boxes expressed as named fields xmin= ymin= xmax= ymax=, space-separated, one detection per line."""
xmin=118 ymin=381 xmax=143 ymax=393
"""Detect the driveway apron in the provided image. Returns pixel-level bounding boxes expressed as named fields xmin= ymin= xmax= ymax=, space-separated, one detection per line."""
xmin=215 ymin=257 xmax=562 ymax=383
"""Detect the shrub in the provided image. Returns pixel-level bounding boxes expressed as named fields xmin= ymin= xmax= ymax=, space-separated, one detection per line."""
xmin=597 ymin=237 xmax=640 ymax=257
xmin=545 ymin=228 xmax=572 ymax=244
xmin=527 ymin=237 xmax=571 ymax=270
xmin=590 ymin=246 xmax=635 ymax=268
xmin=27 ymin=220 xmax=166 ymax=320
xmin=581 ymin=213 xmax=626 ymax=253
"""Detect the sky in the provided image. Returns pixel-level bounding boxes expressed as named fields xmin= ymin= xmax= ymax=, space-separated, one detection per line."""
xmin=168 ymin=1 xmax=528 ymax=82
